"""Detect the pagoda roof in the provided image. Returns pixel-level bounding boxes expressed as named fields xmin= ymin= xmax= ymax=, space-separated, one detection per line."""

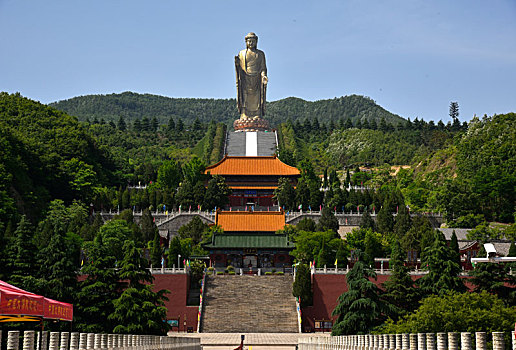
xmin=203 ymin=234 xmax=294 ymax=249
xmin=216 ymin=210 xmax=286 ymax=232
xmin=205 ymin=155 xmax=300 ymax=176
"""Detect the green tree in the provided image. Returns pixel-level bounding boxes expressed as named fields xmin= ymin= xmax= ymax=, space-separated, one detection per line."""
xmin=470 ymin=246 xmax=515 ymax=304
xmin=359 ymin=209 xmax=376 ymax=231
xmin=296 ymin=218 xmax=316 ymax=232
xmin=418 ymin=231 xmax=465 ymax=296
xmin=38 ymin=228 xmax=79 ymax=303
xmin=203 ymin=175 xmax=231 ymax=210
xmin=182 ymin=157 xmax=206 ymax=185
xmin=178 ymin=216 xmax=209 ymax=245
xmin=383 ymin=240 xmax=420 ymax=318
xmin=150 ymin=231 xmax=162 ymax=268
xmin=75 ymin=232 xmax=122 ymax=333
xmin=332 ymin=251 xmax=393 ymax=335
xmin=274 ymin=177 xmax=297 ymax=211
xmin=292 ymin=263 xmax=312 ymax=307
xmin=6 ymin=216 xmax=43 ymax=292
xmin=168 ymin=236 xmax=183 ymax=268
xmin=393 ymin=205 xmax=411 ymax=239
xmin=109 ymin=240 xmax=169 ymax=335
xmin=157 ymin=159 xmax=182 ymax=191
xmin=377 ymin=204 xmax=394 ymax=234
xmin=117 ymin=116 xmax=126 ymax=131
xmin=449 ymin=230 xmax=461 ymax=266
xmin=317 ymin=206 xmax=339 ymax=233
xmin=140 ymin=209 xmax=157 ymax=244
xmin=380 ymin=291 xmax=516 ymax=334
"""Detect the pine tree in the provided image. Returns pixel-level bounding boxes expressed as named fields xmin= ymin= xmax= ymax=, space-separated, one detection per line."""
xmin=318 ymin=207 xmax=339 ymax=233
xmin=76 ymin=233 xmax=122 ymax=333
xmin=377 ymin=204 xmax=394 ymax=234
xmin=273 ymin=177 xmax=296 ymax=210
xmin=117 ymin=116 xmax=126 ymax=131
xmin=7 ymin=216 xmax=43 ymax=292
xmin=418 ymin=231 xmax=465 ymax=296
xmin=140 ymin=209 xmax=157 ymax=243
xmin=150 ymin=231 xmax=162 ymax=268
xmin=141 ymin=117 xmax=150 ymax=132
xmin=38 ymin=228 xmax=78 ymax=303
xmin=394 ymin=205 xmax=411 ymax=239
xmin=168 ymin=236 xmax=182 ymax=268
xmin=470 ymin=245 xmax=515 ymax=304
xmin=383 ymin=240 xmax=420 ymax=318
xmin=359 ymin=209 xmax=376 ymax=231
xmin=292 ymin=263 xmax=312 ymax=307
xmin=203 ymin=175 xmax=231 ymax=210
xmin=332 ymin=250 xmax=393 ymax=335
xmin=109 ymin=240 xmax=169 ymax=335
xmin=449 ymin=230 xmax=461 ymax=266
xmin=151 ymin=116 xmax=159 ymax=132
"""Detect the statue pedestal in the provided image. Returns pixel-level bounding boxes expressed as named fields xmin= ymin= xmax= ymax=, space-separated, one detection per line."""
xmin=233 ymin=117 xmax=270 ymax=132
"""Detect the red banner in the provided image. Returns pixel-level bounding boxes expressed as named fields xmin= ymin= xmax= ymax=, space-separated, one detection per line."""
xmin=0 ymin=280 xmax=73 ymax=321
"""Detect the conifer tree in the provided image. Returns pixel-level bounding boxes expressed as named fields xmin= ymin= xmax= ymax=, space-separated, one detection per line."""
xmin=470 ymin=245 xmax=515 ymax=304
xmin=7 ymin=216 xmax=43 ymax=292
xmin=332 ymin=250 xmax=393 ymax=335
xmin=292 ymin=263 xmax=312 ymax=307
xmin=274 ymin=177 xmax=296 ymax=211
xmin=76 ymin=233 xmax=123 ymax=333
xmin=168 ymin=236 xmax=182 ymax=268
xmin=377 ymin=204 xmax=394 ymax=234
xmin=318 ymin=206 xmax=339 ymax=233
xmin=394 ymin=205 xmax=411 ymax=239
xmin=418 ymin=231 xmax=465 ymax=296
xmin=150 ymin=231 xmax=162 ymax=268
xmin=383 ymin=240 xmax=420 ymax=318
xmin=117 ymin=116 xmax=126 ymax=131
xmin=449 ymin=230 xmax=461 ymax=266
xmin=359 ymin=209 xmax=376 ymax=231
xmin=38 ymin=228 xmax=79 ymax=303
xmin=109 ymin=240 xmax=169 ymax=335
xmin=140 ymin=209 xmax=157 ymax=243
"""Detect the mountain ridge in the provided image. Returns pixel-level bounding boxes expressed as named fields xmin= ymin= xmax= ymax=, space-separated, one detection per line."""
xmin=49 ymin=91 xmax=406 ymax=127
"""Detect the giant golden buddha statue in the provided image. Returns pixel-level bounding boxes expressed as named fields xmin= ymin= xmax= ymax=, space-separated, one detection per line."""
xmin=233 ymin=32 xmax=271 ymax=132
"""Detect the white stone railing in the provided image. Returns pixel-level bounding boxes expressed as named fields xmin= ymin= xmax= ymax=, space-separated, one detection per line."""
xmin=298 ymin=332 xmax=515 ymax=350
xmin=1 ymin=330 xmax=201 ymax=350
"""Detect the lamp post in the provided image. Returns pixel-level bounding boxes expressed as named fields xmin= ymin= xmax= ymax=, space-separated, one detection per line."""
xmin=178 ymin=254 xmax=181 ymax=269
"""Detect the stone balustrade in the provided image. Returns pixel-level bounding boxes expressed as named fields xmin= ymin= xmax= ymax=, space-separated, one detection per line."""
xmin=298 ymin=332 xmax=516 ymax=350
xmin=1 ymin=330 xmax=200 ymax=350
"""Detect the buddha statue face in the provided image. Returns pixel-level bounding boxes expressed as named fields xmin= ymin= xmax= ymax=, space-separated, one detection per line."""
xmin=245 ymin=33 xmax=258 ymax=49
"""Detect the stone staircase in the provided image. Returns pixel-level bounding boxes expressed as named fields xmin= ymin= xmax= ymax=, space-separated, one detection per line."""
xmin=226 ymin=131 xmax=277 ymax=156
xmin=200 ymin=274 xmax=299 ymax=333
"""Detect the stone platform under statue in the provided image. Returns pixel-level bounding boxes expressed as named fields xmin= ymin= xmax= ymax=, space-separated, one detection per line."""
xmin=233 ymin=116 xmax=270 ymax=132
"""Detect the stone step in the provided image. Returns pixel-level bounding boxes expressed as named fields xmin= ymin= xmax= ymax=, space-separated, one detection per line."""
xmin=226 ymin=131 xmax=277 ymax=157
xmin=200 ymin=275 xmax=298 ymax=333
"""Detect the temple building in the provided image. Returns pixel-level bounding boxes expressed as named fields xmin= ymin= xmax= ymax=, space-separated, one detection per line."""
xmin=203 ymin=210 xmax=294 ymax=269
xmin=204 ymin=154 xmax=300 ymax=209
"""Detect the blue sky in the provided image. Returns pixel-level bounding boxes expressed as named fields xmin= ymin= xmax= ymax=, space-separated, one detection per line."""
xmin=1 ymin=0 xmax=515 ymax=122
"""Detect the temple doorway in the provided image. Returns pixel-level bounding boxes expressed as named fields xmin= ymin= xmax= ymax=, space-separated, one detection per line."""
xmin=243 ymin=255 xmax=257 ymax=268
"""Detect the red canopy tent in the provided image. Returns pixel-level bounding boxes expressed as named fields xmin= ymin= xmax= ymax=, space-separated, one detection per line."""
xmin=0 ymin=280 xmax=73 ymax=322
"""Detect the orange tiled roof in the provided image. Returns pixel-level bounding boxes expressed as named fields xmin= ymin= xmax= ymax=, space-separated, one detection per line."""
xmin=205 ymin=156 xmax=300 ymax=176
xmin=216 ymin=210 xmax=286 ymax=232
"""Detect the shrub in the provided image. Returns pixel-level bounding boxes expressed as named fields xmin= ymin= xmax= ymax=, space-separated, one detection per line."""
xmin=275 ymin=271 xmax=284 ymax=275
xmin=265 ymin=271 xmax=273 ymax=275
xmin=216 ymin=271 xmax=224 ymax=275
xmin=228 ymin=271 xmax=236 ymax=275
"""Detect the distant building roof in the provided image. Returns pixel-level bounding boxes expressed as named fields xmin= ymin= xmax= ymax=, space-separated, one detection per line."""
xmin=216 ymin=210 xmax=286 ymax=232
xmin=205 ymin=155 xmax=300 ymax=177
xmin=203 ymin=234 xmax=294 ymax=249
xmin=438 ymin=228 xmax=472 ymax=241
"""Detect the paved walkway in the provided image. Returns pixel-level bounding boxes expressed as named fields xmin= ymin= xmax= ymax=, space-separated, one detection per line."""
xmin=169 ymin=332 xmax=330 ymax=350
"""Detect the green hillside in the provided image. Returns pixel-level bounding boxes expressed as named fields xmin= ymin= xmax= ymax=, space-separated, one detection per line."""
xmin=50 ymin=92 xmax=405 ymax=127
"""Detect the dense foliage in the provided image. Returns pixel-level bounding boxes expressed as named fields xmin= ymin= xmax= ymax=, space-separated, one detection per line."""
xmin=50 ymin=92 xmax=404 ymax=128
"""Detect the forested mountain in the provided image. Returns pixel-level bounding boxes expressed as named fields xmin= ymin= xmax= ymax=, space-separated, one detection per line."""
xmin=50 ymin=92 xmax=404 ymax=127
xmin=0 ymin=92 xmax=114 ymax=221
